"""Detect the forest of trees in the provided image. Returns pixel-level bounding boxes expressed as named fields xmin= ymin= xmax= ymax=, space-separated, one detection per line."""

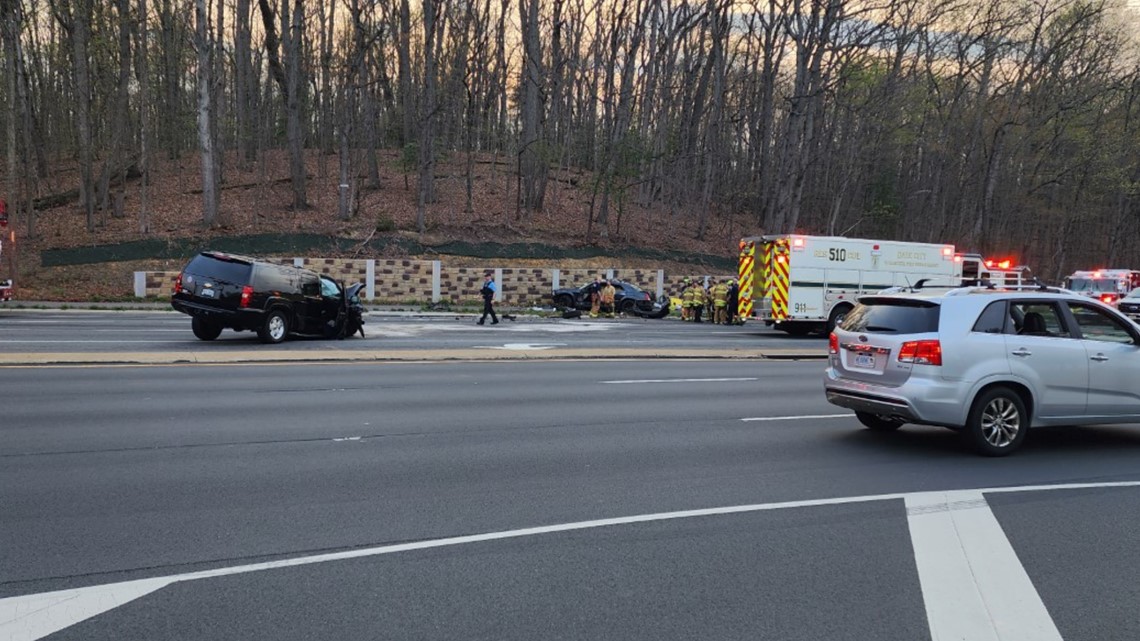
xmin=3 ymin=0 xmax=1140 ymax=278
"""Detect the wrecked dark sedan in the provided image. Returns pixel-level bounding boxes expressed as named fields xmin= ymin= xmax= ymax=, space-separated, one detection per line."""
xmin=550 ymin=279 xmax=656 ymax=315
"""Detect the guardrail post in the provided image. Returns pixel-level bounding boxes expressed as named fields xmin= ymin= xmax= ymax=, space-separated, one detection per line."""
xmin=134 ymin=272 xmax=146 ymax=298
xmin=656 ymin=270 xmax=664 ymax=298
xmin=495 ymin=267 xmax=503 ymax=302
xmin=552 ymin=268 xmax=560 ymax=291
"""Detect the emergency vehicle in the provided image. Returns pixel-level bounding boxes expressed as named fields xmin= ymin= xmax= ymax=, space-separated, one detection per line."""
xmin=1063 ymin=269 xmax=1140 ymax=306
xmin=736 ymin=235 xmax=1026 ymax=335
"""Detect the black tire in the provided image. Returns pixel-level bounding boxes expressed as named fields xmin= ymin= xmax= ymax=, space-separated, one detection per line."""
xmin=781 ymin=323 xmax=814 ymax=336
xmin=826 ymin=304 xmax=853 ymax=334
xmin=191 ymin=317 xmax=223 ymax=341
xmin=258 ymin=309 xmax=290 ymax=344
xmin=554 ymin=294 xmax=575 ymax=309
xmin=855 ymin=411 xmax=904 ymax=432
xmin=965 ymin=387 xmax=1029 ymax=456
xmin=620 ymin=299 xmax=636 ymax=314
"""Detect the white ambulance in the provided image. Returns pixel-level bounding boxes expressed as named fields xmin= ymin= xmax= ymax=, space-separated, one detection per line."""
xmin=1063 ymin=269 xmax=1140 ymax=306
xmin=736 ymin=235 xmax=1023 ymax=335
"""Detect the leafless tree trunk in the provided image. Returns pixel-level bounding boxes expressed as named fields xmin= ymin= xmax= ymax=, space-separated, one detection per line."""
xmin=96 ymin=0 xmax=134 ymax=218
xmin=3 ymin=0 xmax=17 ymax=228
xmin=235 ymin=0 xmax=256 ymax=164
xmin=416 ymin=0 xmax=441 ymax=233
xmin=517 ymin=0 xmax=546 ymax=219
xmin=396 ymin=0 xmax=414 ymax=147
xmin=136 ymin=0 xmax=150 ymax=232
xmin=195 ymin=0 xmax=219 ymax=224
xmin=258 ymin=0 xmax=307 ymax=209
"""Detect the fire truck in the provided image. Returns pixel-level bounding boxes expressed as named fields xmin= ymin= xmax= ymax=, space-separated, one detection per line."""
xmin=736 ymin=235 xmax=1027 ymax=335
xmin=1063 ymin=269 xmax=1140 ymax=306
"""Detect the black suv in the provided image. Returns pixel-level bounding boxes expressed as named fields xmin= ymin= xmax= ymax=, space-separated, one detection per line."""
xmin=171 ymin=251 xmax=365 ymax=343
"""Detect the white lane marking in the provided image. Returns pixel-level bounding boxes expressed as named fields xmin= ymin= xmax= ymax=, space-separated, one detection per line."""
xmin=0 ymin=578 xmax=172 ymax=641
xmin=0 ymin=340 xmax=183 ymax=344
xmin=5 ymin=480 xmax=1139 ymax=640
xmin=602 ymin=377 xmax=758 ymax=384
xmin=906 ymin=491 xmax=1063 ymax=641
xmin=740 ymin=413 xmax=850 ymax=422
xmin=475 ymin=343 xmax=568 ymax=351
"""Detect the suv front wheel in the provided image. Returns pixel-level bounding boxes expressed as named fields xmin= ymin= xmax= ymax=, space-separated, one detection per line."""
xmin=259 ymin=309 xmax=290 ymax=344
xmin=966 ymin=387 xmax=1028 ymax=456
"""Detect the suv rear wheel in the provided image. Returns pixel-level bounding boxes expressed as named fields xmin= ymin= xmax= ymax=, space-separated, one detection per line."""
xmin=191 ymin=317 xmax=223 ymax=341
xmin=966 ymin=387 xmax=1028 ymax=456
xmin=259 ymin=309 xmax=290 ymax=344
xmin=855 ymin=412 xmax=904 ymax=432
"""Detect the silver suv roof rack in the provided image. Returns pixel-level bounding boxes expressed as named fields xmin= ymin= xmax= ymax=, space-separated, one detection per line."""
xmin=882 ymin=278 xmax=1073 ymax=296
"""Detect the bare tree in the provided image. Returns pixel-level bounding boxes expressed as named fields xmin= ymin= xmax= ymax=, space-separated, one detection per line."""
xmin=416 ymin=0 xmax=442 ymax=233
xmin=258 ymin=0 xmax=307 ymax=209
xmin=194 ymin=0 xmax=219 ymax=224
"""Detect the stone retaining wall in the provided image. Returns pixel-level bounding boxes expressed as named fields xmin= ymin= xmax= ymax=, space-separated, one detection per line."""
xmin=138 ymin=259 xmax=734 ymax=306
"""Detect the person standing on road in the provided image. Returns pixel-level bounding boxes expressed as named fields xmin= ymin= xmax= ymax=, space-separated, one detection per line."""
xmin=588 ymin=275 xmax=603 ymax=318
xmin=680 ymin=278 xmax=693 ymax=321
xmin=478 ymin=272 xmax=499 ymax=325
xmin=689 ymin=279 xmax=707 ymax=323
xmin=726 ymin=278 xmax=740 ymax=325
xmin=711 ymin=278 xmax=729 ymax=325
xmin=599 ymin=279 xmax=617 ymax=318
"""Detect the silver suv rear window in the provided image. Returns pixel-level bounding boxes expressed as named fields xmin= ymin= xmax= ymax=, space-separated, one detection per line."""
xmin=843 ymin=298 xmax=940 ymax=334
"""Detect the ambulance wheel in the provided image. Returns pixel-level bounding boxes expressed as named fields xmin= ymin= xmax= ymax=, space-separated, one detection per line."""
xmin=827 ymin=304 xmax=853 ymax=333
xmin=781 ymin=324 xmax=813 ymax=336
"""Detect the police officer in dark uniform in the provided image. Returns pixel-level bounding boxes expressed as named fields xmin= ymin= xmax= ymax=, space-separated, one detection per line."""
xmin=478 ymin=272 xmax=499 ymax=325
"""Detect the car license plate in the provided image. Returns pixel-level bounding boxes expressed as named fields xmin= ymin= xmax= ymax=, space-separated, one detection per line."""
xmin=199 ymin=288 xmax=216 ymax=298
xmin=853 ymin=353 xmax=876 ymax=369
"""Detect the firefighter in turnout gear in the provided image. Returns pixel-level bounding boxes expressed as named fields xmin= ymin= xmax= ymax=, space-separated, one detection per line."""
xmin=587 ymin=276 xmax=603 ymax=318
xmin=599 ymin=280 xmax=617 ymax=318
xmin=687 ymin=279 xmax=707 ymax=323
xmin=711 ymin=278 xmax=730 ymax=325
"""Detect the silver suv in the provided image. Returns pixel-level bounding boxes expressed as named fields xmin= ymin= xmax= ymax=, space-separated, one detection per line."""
xmin=824 ymin=285 xmax=1140 ymax=456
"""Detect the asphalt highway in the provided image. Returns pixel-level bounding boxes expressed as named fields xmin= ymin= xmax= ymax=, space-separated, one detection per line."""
xmin=3 ymin=316 xmax=1140 ymax=640
xmin=0 ymin=307 xmax=825 ymax=360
